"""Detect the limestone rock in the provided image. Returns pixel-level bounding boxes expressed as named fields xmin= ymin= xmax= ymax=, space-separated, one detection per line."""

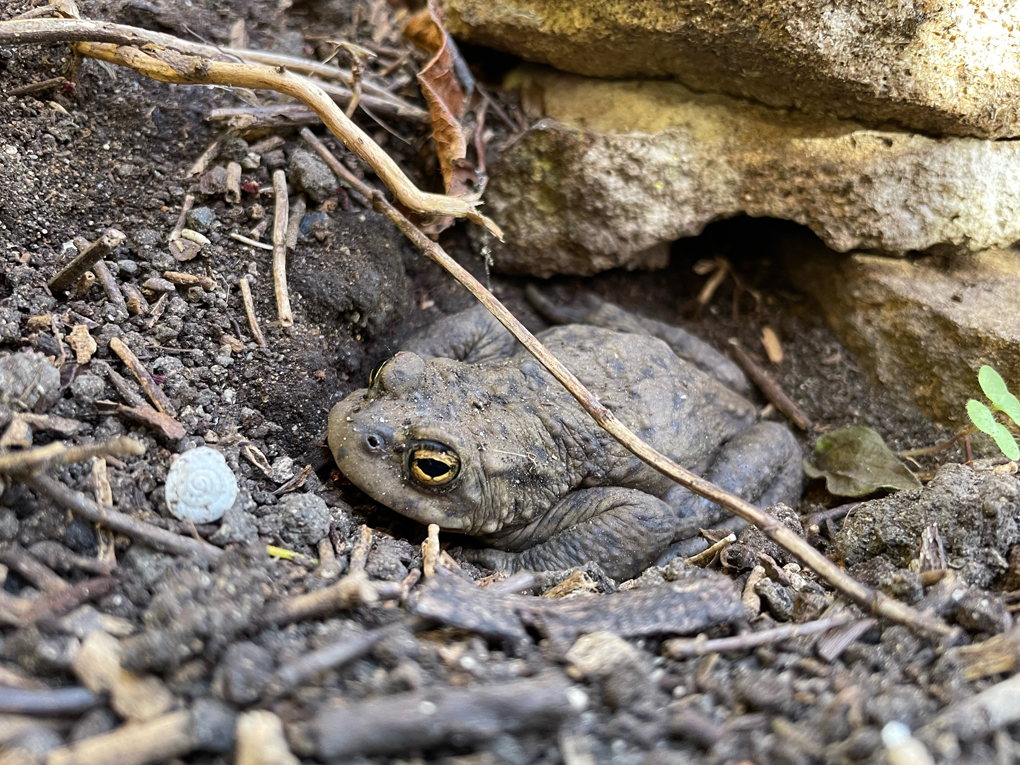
xmin=445 ymin=0 xmax=1020 ymax=138
xmin=787 ymin=246 xmax=1020 ymax=427
xmin=481 ymin=69 xmax=1020 ymax=277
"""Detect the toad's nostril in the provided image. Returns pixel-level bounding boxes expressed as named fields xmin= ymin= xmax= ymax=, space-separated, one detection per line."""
xmin=364 ymin=433 xmax=383 ymax=451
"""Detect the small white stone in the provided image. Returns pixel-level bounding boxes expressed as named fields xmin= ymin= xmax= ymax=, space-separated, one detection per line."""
xmin=165 ymin=447 xmax=238 ymax=524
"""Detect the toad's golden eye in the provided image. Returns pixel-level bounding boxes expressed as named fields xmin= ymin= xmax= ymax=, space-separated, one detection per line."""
xmin=368 ymin=358 xmax=390 ymax=388
xmin=406 ymin=440 xmax=461 ymax=488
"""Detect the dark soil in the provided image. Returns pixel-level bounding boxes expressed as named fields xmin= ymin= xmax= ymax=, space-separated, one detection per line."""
xmin=1 ymin=1 xmax=1016 ymax=764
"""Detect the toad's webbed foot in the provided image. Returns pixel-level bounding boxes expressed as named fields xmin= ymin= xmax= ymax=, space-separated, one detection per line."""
xmin=526 ymin=285 xmax=750 ymax=395
xmin=465 ymin=487 xmax=676 ymax=583
xmin=401 ymin=305 xmax=519 ymax=363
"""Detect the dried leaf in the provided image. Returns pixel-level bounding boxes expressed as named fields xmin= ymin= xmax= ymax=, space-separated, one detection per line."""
xmin=803 ymin=425 xmax=921 ymax=497
xmin=405 ymin=1 xmax=470 ymax=197
xmin=67 ymin=324 xmax=97 ymax=365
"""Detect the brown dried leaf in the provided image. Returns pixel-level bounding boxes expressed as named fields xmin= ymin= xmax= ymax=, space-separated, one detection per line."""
xmin=405 ymin=1 xmax=469 ymax=196
xmin=67 ymin=324 xmax=97 ymax=365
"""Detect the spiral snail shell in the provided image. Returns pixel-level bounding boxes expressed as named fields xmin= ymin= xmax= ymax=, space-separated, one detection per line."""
xmin=165 ymin=446 xmax=238 ymax=524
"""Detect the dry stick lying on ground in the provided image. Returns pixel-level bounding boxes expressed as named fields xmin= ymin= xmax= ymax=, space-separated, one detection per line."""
xmin=727 ymin=338 xmax=813 ymax=431
xmin=270 ymin=169 xmax=294 ymax=327
xmin=28 ymin=474 xmax=223 ymax=564
xmin=662 ymin=614 xmax=859 ymax=658
xmin=0 ymin=437 xmax=144 ymax=477
xmin=0 ymin=18 xmax=497 ymax=234
xmin=299 ymin=128 xmax=953 ymax=641
xmin=238 ymin=276 xmax=267 ymax=347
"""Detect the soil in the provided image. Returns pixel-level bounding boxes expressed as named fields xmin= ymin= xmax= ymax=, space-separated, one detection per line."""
xmin=1 ymin=1 xmax=1017 ymax=764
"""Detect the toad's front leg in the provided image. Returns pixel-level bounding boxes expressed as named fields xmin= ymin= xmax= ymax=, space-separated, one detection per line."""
xmin=465 ymin=487 xmax=676 ymax=582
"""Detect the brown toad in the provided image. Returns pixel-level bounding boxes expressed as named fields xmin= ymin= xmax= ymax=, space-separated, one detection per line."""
xmin=328 ymin=291 xmax=802 ymax=581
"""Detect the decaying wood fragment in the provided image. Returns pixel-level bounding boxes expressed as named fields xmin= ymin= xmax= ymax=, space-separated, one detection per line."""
xmin=0 ymin=437 xmax=144 ymax=478
xmin=27 ymin=474 xmax=222 ymax=563
xmin=270 ymin=169 xmax=293 ymax=327
xmin=411 ymin=567 xmax=746 ymax=650
xmin=239 ymin=276 xmax=267 ymax=348
xmin=312 ymin=675 xmax=586 ymax=759
xmin=108 ymin=337 xmax=175 ymax=416
xmin=225 ymin=161 xmax=242 ymax=204
xmin=48 ymin=228 xmax=126 ymax=293
xmin=92 ymin=260 xmax=129 ymax=319
xmin=164 ymin=271 xmax=217 ymax=291
xmin=45 ymin=699 xmax=236 ymax=765
xmin=727 ymin=339 xmax=812 ymax=431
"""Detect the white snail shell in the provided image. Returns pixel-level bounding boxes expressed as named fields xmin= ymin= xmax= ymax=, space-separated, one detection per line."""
xmin=165 ymin=447 xmax=238 ymax=524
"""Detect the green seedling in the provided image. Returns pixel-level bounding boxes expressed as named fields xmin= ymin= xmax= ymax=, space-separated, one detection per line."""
xmin=966 ymin=365 xmax=1020 ymax=460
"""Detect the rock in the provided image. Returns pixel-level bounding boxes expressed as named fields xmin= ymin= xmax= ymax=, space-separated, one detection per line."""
xmin=0 ymin=351 xmax=60 ymax=411
xmin=834 ymin=463 xmax=1020 ymax=588
xmin=186 ymin=206 xmax=217 ymax=233
xmin=565 ymin=631 xmax=649 ymax=710
xmin=70 ymin=373 xmax=106 ymax=404
xmin=288 ymin=149 xmax=338 ymax=203
xmin=445 ymin=0 xmax=1020 ymax=139
xmin=276 ymin=492 xmax=331 ymax=548
xmin=480 ymin=68 xmax=1020 ymax=276
xmin=216 ymin=642 xmax=274 ymax=705
xmin=788 ymin=247 xmax=1020 ymax=427
xmin=165 ymin=447 xmax=239 ymax=524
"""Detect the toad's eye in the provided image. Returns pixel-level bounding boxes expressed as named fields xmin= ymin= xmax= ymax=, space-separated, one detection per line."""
xmin=368 ymin=358 xmax=390 ymax=388
xmin=406 ymin=440 xmax=460 ymax=488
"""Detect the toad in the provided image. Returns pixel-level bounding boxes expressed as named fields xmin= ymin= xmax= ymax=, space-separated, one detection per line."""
xmin=328 ymin=290 xmax=802 ymax=581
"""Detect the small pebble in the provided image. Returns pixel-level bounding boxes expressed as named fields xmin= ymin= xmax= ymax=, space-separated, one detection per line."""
xmin=186 ymin=206 xmax=217 ymax=233
xmin=165 ymin=447 xmax=238 ymax=524
xmin=277 ymin=492 xmax=331 ymax=548
xmin=288 ymin=149 xmax=338 ymax=202
xmin=70 ymin=373 xmax=105 ymax=404
xmin=117 ymin=259 xmax=139 ymax=276
xmin=0 ymin=351 xmax=60 ymax=411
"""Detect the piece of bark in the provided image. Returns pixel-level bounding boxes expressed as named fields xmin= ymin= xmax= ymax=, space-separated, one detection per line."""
xmin=411 ymin=567 xmax=746 ymax=650
xmin=312 ymin=675 xmax=585 ymax=759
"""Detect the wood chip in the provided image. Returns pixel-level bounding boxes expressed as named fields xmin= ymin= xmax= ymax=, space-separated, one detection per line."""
xmin=164 ymin=271 xmax=217 ymax=291
xmin=422 ymin=523 xmax=440 ymax=578
xmin=761 ymin=325 xmax=783 ymax=364
xmin=48 ymin=228 xmax=126 ymax=293
xmin=67 ymin=324 xmax=97 ymax=364
xmin=95 ymin=400 xmax=185 ymax=440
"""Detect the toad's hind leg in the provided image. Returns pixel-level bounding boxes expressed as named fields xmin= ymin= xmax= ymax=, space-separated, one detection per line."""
xmin=662 ymin=421 xmax=803 ymax=547
xmin=465 ymin=487 xmax=676 ymax=582
xmin=401 ymin=305 xmax=519 ymax=363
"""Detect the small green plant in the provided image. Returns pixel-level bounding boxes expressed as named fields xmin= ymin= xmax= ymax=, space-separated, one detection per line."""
xmin=966 ymin=365 xmax=1020 ymax=460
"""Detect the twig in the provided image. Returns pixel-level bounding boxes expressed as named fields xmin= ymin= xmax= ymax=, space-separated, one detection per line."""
xmin=28 ymin=540 xmax=116 ymax=576
xmin=27 ymin=474 xmax=223 ymax=563
xmin=684 ymin=532 xmax=736 ymax=566
xmin=726 ymin=339 xmax=812 ymax=431
xmin=92 ymin=259 xmax=130 ymax=319
xmin=272 ymin=622 xmax=397 ymax=691
xmin=48 ymin=228 xmax=126 ymax=293
xmin=0 ymin=686 xmax=99 ymax=716
xmin=45 ymin=708 xmax=208 ymax=765
xmin=109 ymin=336 xmax=176 ymax=416
xmin=0 ymin=590 xmax=33 ymax=626
xmin=0 ymin=437 xmax=144 ymax=477
xmin=143 ymin=292 xmax=169 ymax=330
xmin=95 ymin=400 xmax=186 ymax=440
xmin=0 ymin=544 xmax=69 ymax=593
xmin=94 ymin=360 xmax=146 ymax=407
xmin=238 ymin=276 xmax=267 ymax=347
xmin=169 ymin=194 xmax=195 ymax=240
xmin=7 ymin=75 xmax=65 ymax=96
xmin=300 ymin=127 xmax=952 ymax=640
xmin=261 ymin=575 xmax=402 ymax=625
xmin=663 ymin=615 xmax=859 ymax=658
xmin=802 ymin=503 xmax=858 ymax=532
xmin=225 ymin=161 xmax=241 ymax=204
xmin=164 ymin=271 xmax=217 ymax=291
xmin=23 ymin=575 xmax=117 ymax=624
xmin=271 ymin=169 xmax=294 ymax=327
xmin=285 ymin=195 xmax=305 ymax=252
xmin=0 ymin=17 xmax=497 ymax=232
xmin=899 ymin=425 xmax=976 ymax=458
xmin=230 ymin=232 xmax=274 ymax=250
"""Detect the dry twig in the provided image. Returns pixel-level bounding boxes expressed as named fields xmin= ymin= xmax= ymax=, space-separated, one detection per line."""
xmin=0 ymin=15 xmax=498 ymax=233
xmin=27 ymin=474 xmax=223 ymax=563
xmin=109 ymin=336 xmax=175 ymax=416
xmin=0 ymin=437 xmax=144 ymax=478
xmin=47 ymin=228 xmax=125 ymax=293
xmin=238 ymin=276 xmax=267 ymax=347
xmin=663 ymin=614 xmax=859 ymax=658
xmin=300 ymin=127 xmax=952 ymax=640
xmin=271 ymin=169 xmax=294 ymax=327
xmin=727 ymin=339 xmax=812 ymax=431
